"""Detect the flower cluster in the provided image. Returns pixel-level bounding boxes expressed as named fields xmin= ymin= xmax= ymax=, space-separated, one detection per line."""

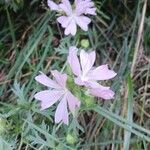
xmin=47 ymin=0 xmax=96 ymax=35
xmin=34 ymin=47 xmax=117 ymax=125
xmin=34 ymin=0 xmax=117 ymax=125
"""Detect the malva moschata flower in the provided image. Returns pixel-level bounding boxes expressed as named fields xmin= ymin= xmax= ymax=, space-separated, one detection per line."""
xmin=47 ymin=0 xmax=96 ymax=35
xmin=67 ymin=46 xmax=117 ymax=100
xmin=34 ymin=70 xmax=80 ymax=125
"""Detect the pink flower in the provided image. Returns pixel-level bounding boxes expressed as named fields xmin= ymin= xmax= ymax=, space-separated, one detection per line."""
xmin=34 ymin=70 xmax=80 ymax=125
xmin=47 ymin=0 xmax=96 ymax=35
xmin=67 ymin=46 xmax=117 ymax=100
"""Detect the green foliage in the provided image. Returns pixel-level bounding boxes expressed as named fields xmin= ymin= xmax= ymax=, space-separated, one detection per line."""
xmin=0 ymin=0 xmax=150 ymax=149
xmin=0 ymin=0 xmax=40 ymax=12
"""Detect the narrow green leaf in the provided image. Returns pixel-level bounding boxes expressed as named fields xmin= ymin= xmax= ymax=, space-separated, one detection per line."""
xmin=123 ymin=74 xmax=134 ymax=150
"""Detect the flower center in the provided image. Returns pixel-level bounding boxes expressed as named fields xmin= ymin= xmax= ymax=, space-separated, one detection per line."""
xmin=71 ymin=10 xmax=77 ymax=18
xmin=80 ymin=74 xmax=88 ymax=82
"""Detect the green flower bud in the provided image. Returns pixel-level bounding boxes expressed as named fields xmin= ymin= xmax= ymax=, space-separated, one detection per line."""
xmin=81 ymin=39 xmax=90 ymax=48
xmin=66 ymin=133 xmax=77 ymax=145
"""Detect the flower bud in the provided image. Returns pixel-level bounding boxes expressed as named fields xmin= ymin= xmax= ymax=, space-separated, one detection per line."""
xmin=81 ymin=39 xmax=90 ymax=48
xmin=66 ymin=133 xmax=77 ymax=144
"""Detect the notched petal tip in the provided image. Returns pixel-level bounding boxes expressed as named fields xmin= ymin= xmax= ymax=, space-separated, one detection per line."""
xmin=35 ymin=72 xmax=61 ymax=89
xmin=69 ymin=46 xmax=78 ymax=52
xmin=35 ymin=72 xmax=47 ymax=82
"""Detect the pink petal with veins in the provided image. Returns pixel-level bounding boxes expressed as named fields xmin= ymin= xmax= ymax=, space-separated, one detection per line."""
xmin=34 ymin=90 xmax=63 ymax=110
xmin=68 ymin=47 xmax=81 ymax=76
xmin=55 ymin=95 xmax=69 ymax=125
xmin=35 ymin=72 xmax=61 ymax=89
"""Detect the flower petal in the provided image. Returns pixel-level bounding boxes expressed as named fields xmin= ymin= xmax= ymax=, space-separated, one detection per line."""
xmin=85 ymin=8 xmax=96 ymax=15
xmin=88 ymin=65 xmax=117 ymax=80
xmin=80 ymin=50 xmax=96 ymax=75
xmin=89 ymin=86 xmax=115 ymax=100
xmin=35 ymin=72 xmax=61 ymax=89
xmin=84 ymin=80 xmax=101 ymax=88
xmin=51 ymin=70 xmax=67 ymax=88
xmin=55 ymin=95 xmax=69 ymax=125
xmin=75 ymin=0 xmax=87 ymax=15
xmin=64 ymin=20 xmax=77 ymax=36
xmin=34 ymin=90 xmax=63 ymax=110
xmin=84 ymin=0 xmax=95 ymax=9
xmin=47 ymin=0 xmax=59 ymax=10
xmin=67 ymin=91 xmax=80 ymax=113
xmin=57 ymin=16 xmax=70 ymax=28
xmin=75 ymin=0 xmax=96 ymax=15
xmin=59 ymin=0 xmax=72 ymax=15
xmin=68 ymin=46 xmax=81 ymax=76
xmin=75 ymin=16 xmax=91 ymax=31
